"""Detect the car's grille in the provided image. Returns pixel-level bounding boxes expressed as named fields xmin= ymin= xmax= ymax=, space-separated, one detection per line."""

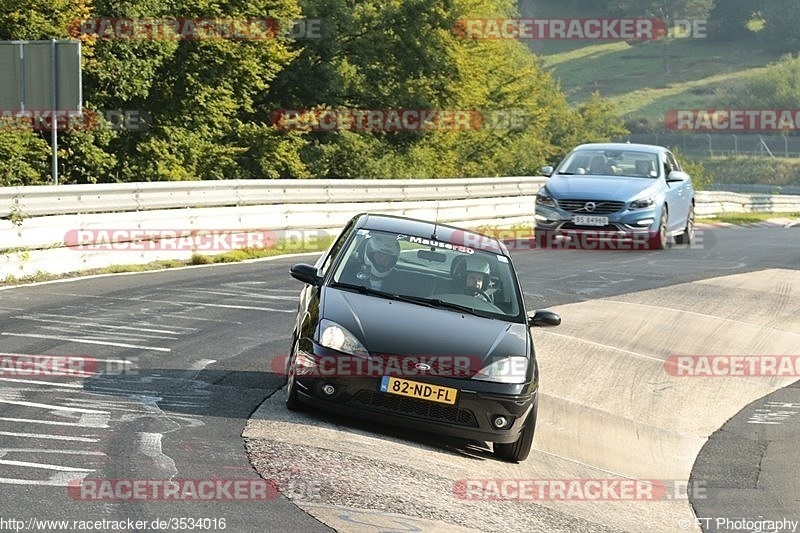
xmin=350 ymin=390 xmax=478 ymax=427
xmin=557 ymin=199 xmax=625 ymax=214
xmin=559 ymin=223 xmax=621 ymax=231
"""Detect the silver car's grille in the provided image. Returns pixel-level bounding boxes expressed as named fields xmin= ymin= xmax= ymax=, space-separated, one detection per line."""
xmin=557 ymin=199 xmax=625 ymax=214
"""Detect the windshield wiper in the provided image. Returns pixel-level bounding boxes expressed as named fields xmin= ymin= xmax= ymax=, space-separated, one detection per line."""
xmin=332 ymin=282 xmax=399 ymax=301
xmin=394 ymin=295 xmax=495 ymax=319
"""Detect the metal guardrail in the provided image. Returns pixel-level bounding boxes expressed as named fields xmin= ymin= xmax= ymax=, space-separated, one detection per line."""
xmin=0 ymin=177 xmax=543 ymax=218
xmin=1 ymin=178 xmax=799 ymax=280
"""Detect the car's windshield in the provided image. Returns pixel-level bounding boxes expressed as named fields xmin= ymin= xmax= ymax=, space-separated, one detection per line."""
xmin=557 ymin=149 xmax=660 ymax=179
xmin=330 ymin=229 xmax=524 ymax=321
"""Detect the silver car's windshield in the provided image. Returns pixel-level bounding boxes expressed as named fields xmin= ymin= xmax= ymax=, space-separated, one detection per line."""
xmin=557 ymin=149 xmax=660 ymax=179
xmin=331 ymin=229 xmax=524 ymax=321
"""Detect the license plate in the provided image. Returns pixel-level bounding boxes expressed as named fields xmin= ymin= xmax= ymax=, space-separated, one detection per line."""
xmin=379 ymin=376 xmax=457 ymax=405
xmin=572 ymin=215 xmax=609 ymax=226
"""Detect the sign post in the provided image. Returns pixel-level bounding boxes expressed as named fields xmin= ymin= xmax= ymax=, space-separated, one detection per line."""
xmin=0 ymin=40 xmax=82 ymax=184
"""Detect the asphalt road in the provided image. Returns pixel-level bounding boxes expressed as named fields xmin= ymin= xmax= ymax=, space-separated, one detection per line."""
xmin=0 ymin=225 xmax=797 ymax=532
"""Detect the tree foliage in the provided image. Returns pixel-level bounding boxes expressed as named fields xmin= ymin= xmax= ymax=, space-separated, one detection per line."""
xmin=0 ymin=0 xmax=629 ymax=184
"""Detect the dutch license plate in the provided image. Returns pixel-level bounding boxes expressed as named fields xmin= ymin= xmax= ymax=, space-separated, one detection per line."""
xmin=572 ymin=215 xmax=609 ymax=226
xmin=379 ymin=376 xmax=458 ymax=405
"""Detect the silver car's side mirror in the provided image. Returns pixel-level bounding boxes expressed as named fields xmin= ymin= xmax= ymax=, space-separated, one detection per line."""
xmin=540 ymin=166 xmax=554 ymax=177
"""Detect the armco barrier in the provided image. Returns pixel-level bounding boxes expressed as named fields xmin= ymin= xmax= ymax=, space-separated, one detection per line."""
xmin=1 ymin=179 xmax=799 ymax=280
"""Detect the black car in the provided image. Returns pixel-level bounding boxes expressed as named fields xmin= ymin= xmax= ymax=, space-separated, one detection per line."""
xmin=286 ymin=213 xmax=561 ymax=461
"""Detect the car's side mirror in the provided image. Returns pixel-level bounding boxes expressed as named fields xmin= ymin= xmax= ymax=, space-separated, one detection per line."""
xmin=290 ymin=263 xmax=322 ymax=286
xmin=667 ymin=170 xmax=689 ymax=183
xmin=540 ymin=166 xmax=554 ymax=177
xmin=527 ymin=310 xmax=561 ymax=327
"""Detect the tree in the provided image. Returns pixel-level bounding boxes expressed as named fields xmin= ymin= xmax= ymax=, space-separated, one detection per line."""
xmin=760 ymin=0 xmax=800 ymax=52
xmin=706 ymin=0 xmax=758 ymax=41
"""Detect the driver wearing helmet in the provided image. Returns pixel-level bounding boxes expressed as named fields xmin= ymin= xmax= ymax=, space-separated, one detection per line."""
xmin=464 ymin=255 xmax=492 ymax=302
xmin=358 ymin=233 xmax=401 ymax=289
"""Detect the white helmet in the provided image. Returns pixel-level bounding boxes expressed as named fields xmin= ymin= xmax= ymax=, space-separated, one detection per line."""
xmin=465 ymin=255 xmax=490 ymax=276
xmin=465 ymin=256 xmax=490 ymax=291
xmin=364 ymin=234 xmax=400 ymax=278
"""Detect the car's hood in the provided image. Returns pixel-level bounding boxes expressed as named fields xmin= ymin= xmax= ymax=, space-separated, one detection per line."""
xmin=547 ymin=175 xmax=657 ymax=200
xmin=320 ymin=288 xmax=530 ymax=365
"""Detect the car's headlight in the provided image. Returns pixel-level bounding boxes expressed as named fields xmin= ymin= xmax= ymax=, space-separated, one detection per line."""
xmin=319 ymin=319 xmax=368 ymax=356
xmin=536 ymin=187 xmax=556 ymax=208
xmin=630 ymin=196 xmax=656 ymax=209
xmin=472 ymin=356 xmax=529 ymax=384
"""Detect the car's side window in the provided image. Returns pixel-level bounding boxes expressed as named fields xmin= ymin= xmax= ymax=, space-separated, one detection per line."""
xmin=318 ymin=220 xmax=355 ymax=277
xmin=661 ymin=153 xmax=673 ymax=178
xmin=666 ymin=152 xmax=681 ymax=172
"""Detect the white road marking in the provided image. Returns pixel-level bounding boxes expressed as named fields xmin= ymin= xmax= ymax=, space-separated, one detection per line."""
xmin=164 ymin=288 xmax=298 ymax=301
xmin=0 ymin=431 xmax=98 ymax=442
xmin=0 ymin=332 xmax=171 ymax=352
xmin=11 ymin=315 xmax=182 ymax=335
xmin=0 ymin=471 xmax=90 ymax=486
xmin=46 ymin=292 xmax=293 ymax=312
xmin=0 ymin=449 xmax=105 ymax=456
xmin=0 ymin=459 xmax=93 ymax=472
xmin=0 ymin=378 xmax=83 ymax=388
xmin=540 ymin=331 xmax=667 ymax=364
xmin=0 ymin=398 xmax=108 ymax=414
xmin=0 ymin=415 xmax=109 ymax=428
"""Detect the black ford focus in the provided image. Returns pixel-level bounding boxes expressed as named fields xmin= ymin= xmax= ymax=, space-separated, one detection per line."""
xmin=286 ymin=213 xmax=560 ymax=462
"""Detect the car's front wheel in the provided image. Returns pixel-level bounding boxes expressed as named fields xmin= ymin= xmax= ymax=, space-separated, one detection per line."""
xmin=494 ymin=405 xmax=537 ymax=462
xmin=285 ymin=337 xmax=305 ymax=411
xmin=648 ymin=208 xmax=668 ymax=250
xmin=674 ymin=204 xmax=694 ymax=245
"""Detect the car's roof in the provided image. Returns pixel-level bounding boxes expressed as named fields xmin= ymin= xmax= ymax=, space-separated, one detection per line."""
xmin=352 ymin=213 xmax=510 ymax=256
xmin=572 ymin=142 xmax=667 ymax=153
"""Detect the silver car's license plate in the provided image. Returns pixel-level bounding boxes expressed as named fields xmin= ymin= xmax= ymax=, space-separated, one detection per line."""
xmin=572 ymin=215 xmax=609 ymax=226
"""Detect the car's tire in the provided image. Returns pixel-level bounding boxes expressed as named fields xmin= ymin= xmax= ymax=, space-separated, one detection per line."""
xmin=674 ymin=204 xmax=694 ymax=245
xmin=648 ymin=208 xmax=668 ymax=250
xmin=285 ymin=337 xmax=305 ymax=412
xmin=494 ymin=404 xmax=537 ymax=462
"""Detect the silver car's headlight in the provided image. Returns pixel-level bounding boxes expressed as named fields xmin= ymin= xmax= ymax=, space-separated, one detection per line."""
xmin=319 ymin=319 xmax=368 ymax=356
xmin=630 ymin=196 xmax=656 ymax=209
xmin=472 ymin=356 xmax=529 ymax=384
xmin=536 ymin=187 xmax=556 ymax=208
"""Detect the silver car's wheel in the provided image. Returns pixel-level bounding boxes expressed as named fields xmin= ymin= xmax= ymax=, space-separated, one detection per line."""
xmin=648 ymin=208 xmax=668 ymax=250
xmin=675 ymin=204 xmax=694 ymax=245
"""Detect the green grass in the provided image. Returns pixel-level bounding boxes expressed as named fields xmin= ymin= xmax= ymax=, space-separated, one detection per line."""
xmin=527 ymin=0 xmax=782 ymax=124
xmin=697 ymin=212 xmax=800 ymax=224
xmin=540 ymin=38 xmax=779 ymax=122
xmin=0 ymin=235 xmax=335 ymax=287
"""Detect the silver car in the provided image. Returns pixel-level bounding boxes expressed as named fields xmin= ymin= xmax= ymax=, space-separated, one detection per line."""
xmin=535 ymin=143 xmax=695 ymax=250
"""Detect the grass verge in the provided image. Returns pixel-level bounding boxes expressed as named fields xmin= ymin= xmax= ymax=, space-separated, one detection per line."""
xmin=1 ymin=236 xmax=335 ymax=288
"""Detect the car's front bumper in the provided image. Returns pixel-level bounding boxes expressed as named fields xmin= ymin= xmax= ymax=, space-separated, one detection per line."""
xmin=293 ymin=374 xmax=536 ymax=444
xmin=535 ymin=203 xmax=661 ymax=245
